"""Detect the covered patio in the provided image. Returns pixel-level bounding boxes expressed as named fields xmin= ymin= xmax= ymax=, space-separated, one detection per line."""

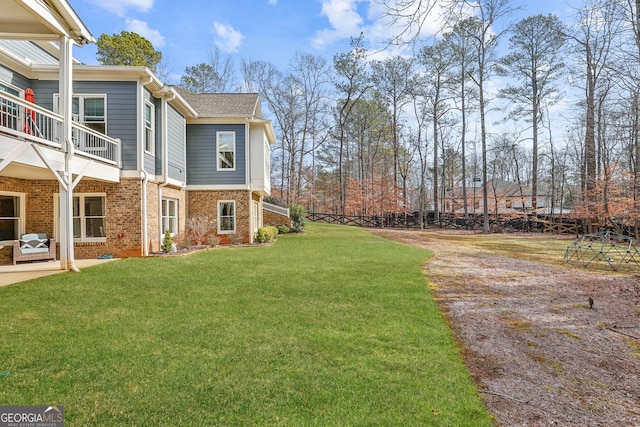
xmin=0 ymin=0 xmax=116 ymax=271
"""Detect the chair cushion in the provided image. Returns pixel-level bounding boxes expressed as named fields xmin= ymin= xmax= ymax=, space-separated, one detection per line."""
xmin=20 ymin=247 xmax=50 ymax=254
xmin=19 ymin=233 xmax=50 ymax=252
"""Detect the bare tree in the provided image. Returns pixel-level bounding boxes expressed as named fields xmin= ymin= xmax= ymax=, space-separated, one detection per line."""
xmin=241 ymin=54 xmax=332 ymax=204
xmin=497 ymin=14 xmax=567 ymax=216
xmin=417 ymin=38 xmax=455 ymax=224
xmin=451 ymin=0 xmax=517 ymax=233
xmin=444 ymin=19 xmax=478 ymax=224
xmin=566 ymin=0 xmax=623 ymax=231
xmin=371 ymin=56 xmax=416 ymax=202
xmin=288 ymin=52 xmax=333 ymax=200
xmin=180 ymin=46 xmax=238 ymax=93
xmin=373 ymin=0 xmax=441 ymax=46
xmin=333 ymin=35 xmax=372 ymax=214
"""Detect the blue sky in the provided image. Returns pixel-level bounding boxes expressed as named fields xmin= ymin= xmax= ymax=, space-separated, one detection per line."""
xmin=69 ymin=0 xmax=575 ymax=84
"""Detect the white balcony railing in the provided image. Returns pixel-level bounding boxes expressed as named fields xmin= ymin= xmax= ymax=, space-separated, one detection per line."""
xmin=0 ymin=91 xmax=120 ymax=165
xmin=263 ymin=202 xmax=290 ymax=217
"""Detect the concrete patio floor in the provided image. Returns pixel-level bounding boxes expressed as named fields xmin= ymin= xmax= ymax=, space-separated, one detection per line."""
xmin=0 ymin=258 xmax=118 ymax=288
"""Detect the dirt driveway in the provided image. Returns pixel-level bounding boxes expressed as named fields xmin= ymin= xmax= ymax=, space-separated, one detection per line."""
xmin=371 ymin=229 xmax=640 ymax=426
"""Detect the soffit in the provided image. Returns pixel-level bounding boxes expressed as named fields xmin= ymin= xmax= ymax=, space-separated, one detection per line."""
xmin=0 ymin=0 xmax=93 ymax=43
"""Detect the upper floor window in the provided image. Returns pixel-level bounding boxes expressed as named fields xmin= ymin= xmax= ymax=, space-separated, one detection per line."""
xmin=217 ymin=131 xmax=235 ymax=171
xmin=55 ymin=94 xmax=106 ymax=134
xmin=0 ymin=192 xmax=24 ymax=243
xmin=0 ymin=82 xmax=21 ymax=132
xmin=144 ymin=101 xmax=155 ymax=154
xmin=0 ymin=82 xmax=20 ymax=97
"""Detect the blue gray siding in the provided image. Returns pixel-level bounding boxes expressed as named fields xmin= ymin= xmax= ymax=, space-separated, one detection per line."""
xmin=0 ymin=65 xmax=30 ymax=90
xmin=28 ymin=80 xmax=139 ymax=169
xmin=167 ymin=105 xmax=186 ymax=181
xmin=186 ymin=124 xmax=246 ymax=185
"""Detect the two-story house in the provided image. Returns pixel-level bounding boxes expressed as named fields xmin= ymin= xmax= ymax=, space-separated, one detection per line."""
xmin=0 ymin=0 xmax=275 ymax=268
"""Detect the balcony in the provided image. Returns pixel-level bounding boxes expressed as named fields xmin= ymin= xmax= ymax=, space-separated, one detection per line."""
xmin=0 ymin=90 xmax=120 ymax=169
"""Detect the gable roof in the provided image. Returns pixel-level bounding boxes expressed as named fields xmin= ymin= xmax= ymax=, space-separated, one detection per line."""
xmin=173 ymin=87 xmax=261 ymax=118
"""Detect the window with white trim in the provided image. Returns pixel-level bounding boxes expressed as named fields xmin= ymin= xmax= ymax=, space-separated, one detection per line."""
xmin=144 ymin=101 xmax=155 ymax=153
xmin=0 ymin=192 xmax=24 ymax=243
xmin=218 ymin=201 xmax=235 ymax=233
xmin=217 ymin=131 xmax=235 ymax=170
xmin=0 ymin=81 xmax=20 ymax=97
xmin=56 ymin=193 xmax=106 ymax=242
xmin=55 ymin=94 xmax=107 ymax=134
xmin=0 ymin=81 xmax=21 ymax=132
xmin=162 ymin=198 xmax=178 ymax=235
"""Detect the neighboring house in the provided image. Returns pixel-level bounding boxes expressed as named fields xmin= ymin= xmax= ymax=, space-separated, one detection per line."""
xmin=0 ymin=1 xmax=275 ymax=267
xmin=445 ymin=180 xmax=551 ymax=215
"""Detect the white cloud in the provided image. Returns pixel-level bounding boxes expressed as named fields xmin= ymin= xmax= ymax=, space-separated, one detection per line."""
xmin=312 ymin=0 xmax=364 ymax=49
xmin=92 ymin=0 xmax=153 ymax=17
xmin=312 ymin=0 xmax=447 ymax=51
xmin=268 ymin=0 xmax=277 ymax=4
xmin=213 ymin=22 xmax=244 ymax=53
xmin=125 ymin=19 xmax=165 ymax=47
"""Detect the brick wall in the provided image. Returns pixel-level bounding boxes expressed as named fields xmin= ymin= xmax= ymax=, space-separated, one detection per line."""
xmin=146 ymin=182 xmax=159 ymax=254
xmin=148 ymin=185 xmax=186 ymax=253
xmin=0 ymin=177 xmax=145 ymax=264
xmin=187 ymin=190 xmax=252 ymax=244
xmin=1 ymin=176 xmax=251 ymax=265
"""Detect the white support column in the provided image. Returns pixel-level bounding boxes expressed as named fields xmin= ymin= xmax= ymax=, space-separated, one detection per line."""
xmin=59 ymin=35 xmax=78 ymax=272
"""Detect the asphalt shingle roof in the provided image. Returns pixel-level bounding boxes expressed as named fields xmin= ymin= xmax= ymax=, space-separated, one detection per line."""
xmin=173 ymin=86 xmax=260 ymax=118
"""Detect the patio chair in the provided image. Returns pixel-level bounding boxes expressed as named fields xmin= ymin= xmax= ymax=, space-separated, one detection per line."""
xmin=13 ymin=233 xmax=56 ymax=265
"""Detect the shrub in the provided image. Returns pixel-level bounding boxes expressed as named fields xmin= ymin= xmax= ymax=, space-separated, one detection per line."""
xmin=256 ymin=226 xmax=279 ymax=243
xmin=207 ymin=235 xmax=221 ymax=246
xmin=161 ymin=230 xmax=174 ymax=253
xmin=290 ymin=203 xmax=306 ymax=232
xmin=185 ymin=213 xmax=216 ymax=245
xmin=277 ymin=224 xmax=290 ymax=234
xmin=230 ymin=233 xmax=245 ymax=245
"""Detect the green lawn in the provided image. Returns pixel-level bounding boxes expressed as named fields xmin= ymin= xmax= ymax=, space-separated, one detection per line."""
xmin=0 ymin=223 xmax=493 ymax=426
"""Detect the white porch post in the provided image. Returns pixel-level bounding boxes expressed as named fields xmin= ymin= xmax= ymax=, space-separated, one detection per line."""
xmin=59 ymin=35 xmax=78 ymax=272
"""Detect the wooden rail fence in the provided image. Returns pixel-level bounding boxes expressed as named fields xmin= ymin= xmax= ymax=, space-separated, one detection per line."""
xmin=307 ymin=212 xmax=586 ymax=234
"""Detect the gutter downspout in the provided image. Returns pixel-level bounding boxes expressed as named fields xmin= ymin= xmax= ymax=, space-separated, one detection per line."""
xmin=140 ymin=78 xmax=152 ymax=256
xmin=158 ymin=93 xmax=171 ymax=243
xmin=246 ymin=118 xmax=254 ymax=243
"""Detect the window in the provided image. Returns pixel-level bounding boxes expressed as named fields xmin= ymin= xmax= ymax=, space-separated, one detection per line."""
xmin=55 ymin=94 xmax=106 ymax=133
xmin=144 ymin=101 xmax=154 ymax=153
xmin=0 ymin=193 xmax=23 ymax=242
xmin=0 ymin=82 xmax=21 ymax=132
xmin=218 ymin=201 xmax=235 ymax=233
xmin=74 ymin=195 xmax=106 ymax=240
xmin=0 ymin=82 xmax=20 ymax=96
xmin=162 ymin=198 xmax=178 ymax=235
xmin=217 ymin=131 xmax=235 ymax=170
xmin=56 ymin=193 xmax=106 ymax=242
